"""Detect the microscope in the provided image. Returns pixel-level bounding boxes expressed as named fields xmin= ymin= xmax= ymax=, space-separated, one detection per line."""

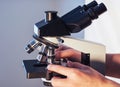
xmin=23 ymin=1 xmax=107 ymax=87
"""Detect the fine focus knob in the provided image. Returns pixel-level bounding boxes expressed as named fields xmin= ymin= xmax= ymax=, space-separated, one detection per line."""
xmin=45 ymin=11 xmax=58 ymax=22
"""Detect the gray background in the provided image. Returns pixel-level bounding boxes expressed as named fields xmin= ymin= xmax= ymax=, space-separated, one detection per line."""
xmin=0 ymin=0 xmax=84 ymax=87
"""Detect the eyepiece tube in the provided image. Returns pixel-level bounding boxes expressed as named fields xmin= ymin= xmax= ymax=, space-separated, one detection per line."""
xmin=87 ymin=1 xmax=98 ymax=8
xmin=94 ymin=3 xmax=107 ymax=16
xmin=87 ymin=3 xmax=107 ymax=19
xmin=83 ymin=1 xmax=98 ymax=10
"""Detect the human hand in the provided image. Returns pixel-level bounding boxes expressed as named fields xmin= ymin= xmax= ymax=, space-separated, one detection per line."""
xmin=55 ymin=45 xmax=82 ymax=62
xmin=48 ymin=61 xmax=119 ymax=87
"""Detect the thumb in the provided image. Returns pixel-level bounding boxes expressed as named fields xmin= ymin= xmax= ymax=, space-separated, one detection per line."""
xmin=47 ymin=64 xmax=74 ymax=76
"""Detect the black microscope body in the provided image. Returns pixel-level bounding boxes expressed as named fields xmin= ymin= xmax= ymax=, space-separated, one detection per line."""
xmin=23 ymin=1 xmax=107 ymax=86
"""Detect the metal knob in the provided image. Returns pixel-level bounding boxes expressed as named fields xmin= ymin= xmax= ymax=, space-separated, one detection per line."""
xmin=45 ymin=11 xmax=58 ymax=22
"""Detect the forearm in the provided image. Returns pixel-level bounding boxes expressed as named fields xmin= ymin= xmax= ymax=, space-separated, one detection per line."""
xmin=106 ymin=54 xmax=120 ymax=78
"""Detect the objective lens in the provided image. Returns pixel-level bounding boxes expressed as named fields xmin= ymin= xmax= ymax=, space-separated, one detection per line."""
xmin=25 ymin=40 xmax=42 ymax=53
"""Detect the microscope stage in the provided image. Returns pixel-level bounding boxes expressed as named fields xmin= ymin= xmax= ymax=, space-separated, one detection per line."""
xmin=23 ymin=60 xmax=47 ymax=79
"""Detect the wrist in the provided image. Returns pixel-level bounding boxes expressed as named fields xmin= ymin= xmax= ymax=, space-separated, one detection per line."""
xmin=103 ymin=78 xmax=120 ymax=87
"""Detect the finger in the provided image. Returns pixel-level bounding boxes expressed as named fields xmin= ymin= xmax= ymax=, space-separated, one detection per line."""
xmin=47 ymin=64 xmax=74 ymax=76
xmin=55 ymin=49 xmax=74 ymax=58
xmin=51 ymin=77 xmax=67 ymax=87
xmin=55 ymin=49 xmax=81 ymax=62
xmin=56 ymin=45 xmax=71 ymax=51
xmin=67 ymin=61 xmax=89 ymax=70
xmin=55 ymin=45 xmax=64 ymax=51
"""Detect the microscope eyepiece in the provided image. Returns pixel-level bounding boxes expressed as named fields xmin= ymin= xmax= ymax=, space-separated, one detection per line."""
xmin=93 ymin=3 xmax=107 ymax=16
xmin=87 ymin=3 xmax=107 ymax=19
xmin=61 ymin=2 xmax=107 ymax=33
xmin=83 ymin=0 xmax=98 ymax=11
